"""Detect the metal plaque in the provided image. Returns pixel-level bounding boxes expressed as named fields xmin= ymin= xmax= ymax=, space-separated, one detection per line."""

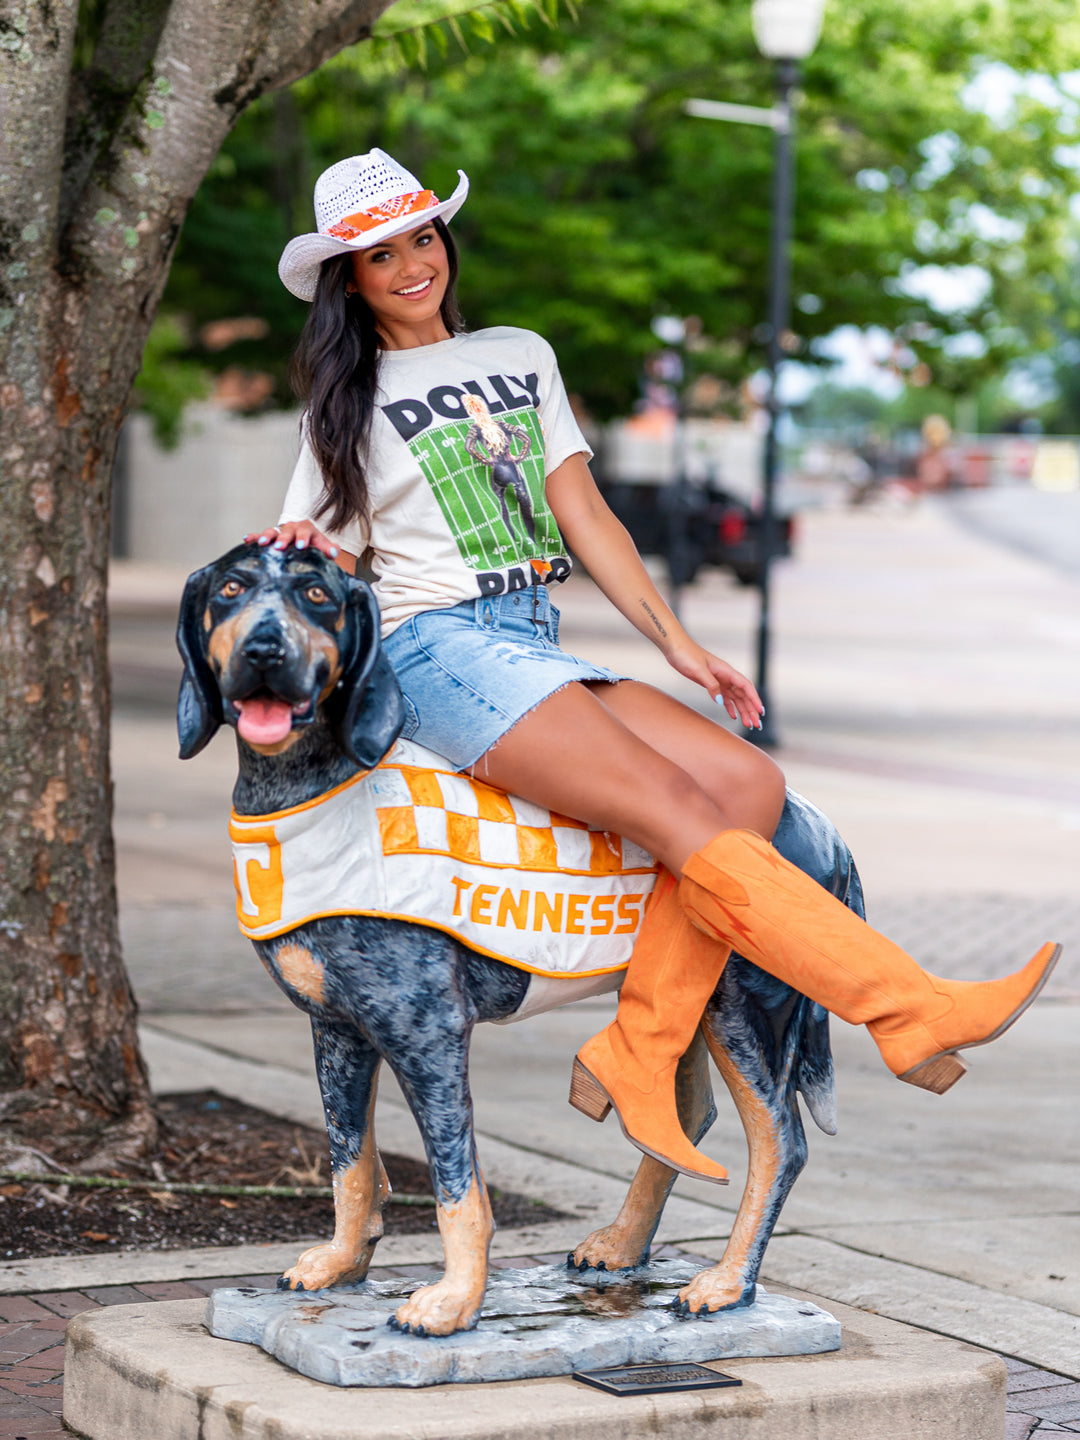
xmin=572 ymin=1361 xmax=743 ymax=1397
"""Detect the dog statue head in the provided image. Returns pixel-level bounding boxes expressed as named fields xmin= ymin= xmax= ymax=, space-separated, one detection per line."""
xmin=176 ymin=543 xmax=404 ymax=768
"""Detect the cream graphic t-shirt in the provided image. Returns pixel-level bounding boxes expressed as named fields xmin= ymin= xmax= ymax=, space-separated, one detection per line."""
xmin=278 ymin=327 xmax=591 ymax=634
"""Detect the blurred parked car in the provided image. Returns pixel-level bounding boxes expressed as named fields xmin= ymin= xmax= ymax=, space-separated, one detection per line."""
xmin=597 ymin=476 xmax=795 ymax=589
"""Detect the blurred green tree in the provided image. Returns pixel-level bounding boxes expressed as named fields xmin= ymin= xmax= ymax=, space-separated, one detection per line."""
xmin=159 ymin=0 xmax=1080 ymax=420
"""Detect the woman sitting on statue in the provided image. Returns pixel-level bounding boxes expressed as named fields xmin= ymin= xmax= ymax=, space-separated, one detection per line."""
xmin=248 ymin=150 xmax=1058 ymax=1185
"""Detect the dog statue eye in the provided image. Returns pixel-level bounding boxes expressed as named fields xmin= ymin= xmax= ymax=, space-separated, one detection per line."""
xmin=220 ymin=580 xmax=246 ymax=599
xmin=305 ymin=585 xmax=329 ymax=604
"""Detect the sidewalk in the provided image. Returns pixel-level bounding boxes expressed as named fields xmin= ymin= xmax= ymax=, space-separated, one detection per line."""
xmin=10 ymin=1269 xmax=1074 ymax=1438
xmin=11 ymin=496 xmax=1075 ymax=1433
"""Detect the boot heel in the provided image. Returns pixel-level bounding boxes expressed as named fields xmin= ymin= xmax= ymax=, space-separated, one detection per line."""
xmin=569 ymin=1060 xmax=612 ymax=1122
xmin=899 ymin=1052 xmax=967 ymax=1095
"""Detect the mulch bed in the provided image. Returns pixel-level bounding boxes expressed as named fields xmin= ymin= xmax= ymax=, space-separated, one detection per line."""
xmin=0 ymin=1090 xmax=568 ymax=1262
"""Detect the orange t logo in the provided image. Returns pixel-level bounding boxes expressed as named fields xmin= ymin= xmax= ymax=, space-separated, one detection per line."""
xmin=231 ymin=822 xmax=284 ymax=929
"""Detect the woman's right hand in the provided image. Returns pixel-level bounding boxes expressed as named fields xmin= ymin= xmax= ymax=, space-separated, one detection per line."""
xmin=243 ymin=520 xmax=339 ymax=559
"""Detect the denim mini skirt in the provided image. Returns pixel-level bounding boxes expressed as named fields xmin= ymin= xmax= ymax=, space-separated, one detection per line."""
xmin=382 ymin=587 xmax=626 ymax=771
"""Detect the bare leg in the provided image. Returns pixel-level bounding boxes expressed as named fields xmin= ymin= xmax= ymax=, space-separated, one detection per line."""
xmin=585 ymin=679 xmax=785 ymax=840
xmin=469 ymin=684 xmax=779 ymax=1181
xmin=469 ymin=683 xmax=762 ymax=873
xmin=468 ymin=684 xmax=753 ymax=1180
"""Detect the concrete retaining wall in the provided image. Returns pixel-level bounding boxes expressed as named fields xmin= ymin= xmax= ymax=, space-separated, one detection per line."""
xmin=120 ymin=407 xmax=303 ymax=569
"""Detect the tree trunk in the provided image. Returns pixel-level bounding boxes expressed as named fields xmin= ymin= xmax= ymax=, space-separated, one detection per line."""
xmin=0 ymin=0 xmax=396 ymax=1166
xmin=0 ymin=282 xmax=157 ymax=1167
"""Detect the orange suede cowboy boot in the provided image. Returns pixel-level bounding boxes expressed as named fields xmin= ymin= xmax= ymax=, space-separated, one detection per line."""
xmin=570 ymin=868 xmax=730 ymax=1183
xmin=680 ymin=830 xmax=1060 ymax=1093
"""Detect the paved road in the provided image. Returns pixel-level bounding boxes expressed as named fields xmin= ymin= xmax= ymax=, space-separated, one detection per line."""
xmin=946 ymin=485 xmax=1080 ymax=577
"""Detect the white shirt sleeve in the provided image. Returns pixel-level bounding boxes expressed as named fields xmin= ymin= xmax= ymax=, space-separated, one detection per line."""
xmin=534 ymin=336 xmax=593 ymax=474
xmin=277 ymin=431 xmax=371 ymax=556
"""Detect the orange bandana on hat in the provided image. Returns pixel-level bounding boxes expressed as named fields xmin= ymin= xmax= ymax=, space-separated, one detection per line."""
xmin=327 ymin=190 xmax=441 ymax=242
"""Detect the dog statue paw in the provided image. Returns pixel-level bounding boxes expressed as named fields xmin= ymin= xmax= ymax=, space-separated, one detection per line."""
xmin=568 ymin=1153 xmax=678 ymax=1272
xmin=392 ymin=1277 xmax=485 ymax=1337
xmin=675 ymin=1266 xmax=757 ymax=1315
xmin=568 ymin=1221 xmax=650 ymax=1273
xmin=281 ymin=1240 xmax=375 ymax=1293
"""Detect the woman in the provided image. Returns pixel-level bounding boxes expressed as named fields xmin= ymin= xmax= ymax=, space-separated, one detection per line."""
xmin=252 ymin=150 xmax=1058 ymax=1184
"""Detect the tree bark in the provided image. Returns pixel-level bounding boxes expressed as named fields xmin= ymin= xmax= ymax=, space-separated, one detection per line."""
xmin=0 ymin=0 xmax=396 ymax=1166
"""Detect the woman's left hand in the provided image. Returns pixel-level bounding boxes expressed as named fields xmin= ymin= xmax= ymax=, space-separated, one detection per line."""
xmin=664 ymin=641 xmax=765 ymax=730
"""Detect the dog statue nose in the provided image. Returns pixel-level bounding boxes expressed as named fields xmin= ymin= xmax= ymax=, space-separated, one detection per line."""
xmin=242 ymin=629 xmax=287 ymax=669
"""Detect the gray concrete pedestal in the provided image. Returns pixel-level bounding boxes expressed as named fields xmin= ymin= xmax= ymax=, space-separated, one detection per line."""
xmin=63 ymin=1286 xmax=1006 ymax=1440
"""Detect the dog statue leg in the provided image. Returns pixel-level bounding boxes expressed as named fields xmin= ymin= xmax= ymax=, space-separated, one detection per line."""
xmin=380 ymin=1020 xmax=493 ymax=1333
xmin=391 ymin=1159 xmax=494 ymax=1337
xmin=569 ymin=1029 xmax=716 ymax=1272
xmin=312 ymin=921 xmax=499 ymax=1336
xmin=673 ymin=788 xmax=859 ymax=1314
xmin=383 ymin=1059 xmax=494 ymax=1336
xmin=280 ymin=1017 xmax=389 ymax=1293
xmin=674 ymin=966 xmax=810 ymax=1315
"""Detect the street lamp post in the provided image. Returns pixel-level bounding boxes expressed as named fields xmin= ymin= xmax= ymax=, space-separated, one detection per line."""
xmin=688 ymin=2 xmax=824 ymax=747
xmin=749 ymin=0 xmax=824 ymax=748
xmin=751 ymin=53 xmax=796 ymax=749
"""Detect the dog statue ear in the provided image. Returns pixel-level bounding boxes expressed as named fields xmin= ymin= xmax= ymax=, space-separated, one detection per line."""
xmin=331 ymin=578 xmax=406 ymax=768
xmin=176 ymin=562 xmax=225 ymax=759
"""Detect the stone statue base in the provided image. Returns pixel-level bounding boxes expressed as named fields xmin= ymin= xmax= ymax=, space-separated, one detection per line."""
xmin=204 ymin=1258 xmax=840 ymax=1387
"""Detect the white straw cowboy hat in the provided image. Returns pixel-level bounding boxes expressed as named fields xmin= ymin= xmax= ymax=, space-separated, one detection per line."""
xmin=278 ymin=149 xmax=469 ymax=302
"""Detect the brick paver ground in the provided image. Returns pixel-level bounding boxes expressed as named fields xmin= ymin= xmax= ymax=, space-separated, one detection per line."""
xmin=0 ymin=1248 xmax=1074 ymax=1437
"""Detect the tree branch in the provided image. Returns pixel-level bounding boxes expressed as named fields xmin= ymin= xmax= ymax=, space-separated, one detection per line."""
xmin=0 ymin=1171 xmax=437 ymax=1204
xmin=59 ymin=0 xmax=173 ymax=234
xmin=61 ymin=0 xmax=398 ymax=341
xmin=255 ymin=0 xmax=400 ymax=99
xmin=0 ymin=0 xmax=79 ymax=193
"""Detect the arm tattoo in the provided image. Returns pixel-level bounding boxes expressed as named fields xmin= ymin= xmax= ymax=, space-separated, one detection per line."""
xmin=640 ymin=599 xmax=668 ymax=639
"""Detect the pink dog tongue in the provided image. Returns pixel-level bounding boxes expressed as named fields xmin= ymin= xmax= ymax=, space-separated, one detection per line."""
xmin=235 ymin=696 xmax=294 ymax=745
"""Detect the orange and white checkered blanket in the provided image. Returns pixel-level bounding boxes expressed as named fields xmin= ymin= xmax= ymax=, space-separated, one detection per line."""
xmin=230 ymin=739 xmax=658 ymax=980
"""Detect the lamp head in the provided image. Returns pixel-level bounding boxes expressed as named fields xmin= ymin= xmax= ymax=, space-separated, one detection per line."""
xmin=751 ymin=0 xmax=825 ymax=60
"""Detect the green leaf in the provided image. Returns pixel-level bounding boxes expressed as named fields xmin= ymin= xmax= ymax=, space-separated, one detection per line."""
xmin=467 ymin=8 xmax=496 ymax=43
xmin=492 ymin=4 xmax=518 ymax=36
xmin=397 ymin=27 xmax=424 ymax=67
xmin=430 ymin=21 xmax=449 ymax=56
xmin=133 ymin=314 xmax=211 ymax=450
xmin=375 ymin=0 xmax=535 ymax=38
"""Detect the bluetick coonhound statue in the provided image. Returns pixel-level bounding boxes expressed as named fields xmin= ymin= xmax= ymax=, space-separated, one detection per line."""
xmin=177 ymin=543 xmax=865 ymax=1338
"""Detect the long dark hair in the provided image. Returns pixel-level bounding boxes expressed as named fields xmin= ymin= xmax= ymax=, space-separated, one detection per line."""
xmin=290 ymin=217 xmax=464 ymax=535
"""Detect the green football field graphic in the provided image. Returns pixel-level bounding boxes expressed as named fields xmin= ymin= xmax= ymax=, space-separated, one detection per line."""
xmin=410 ymin=407 xmax=563 ymax=572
